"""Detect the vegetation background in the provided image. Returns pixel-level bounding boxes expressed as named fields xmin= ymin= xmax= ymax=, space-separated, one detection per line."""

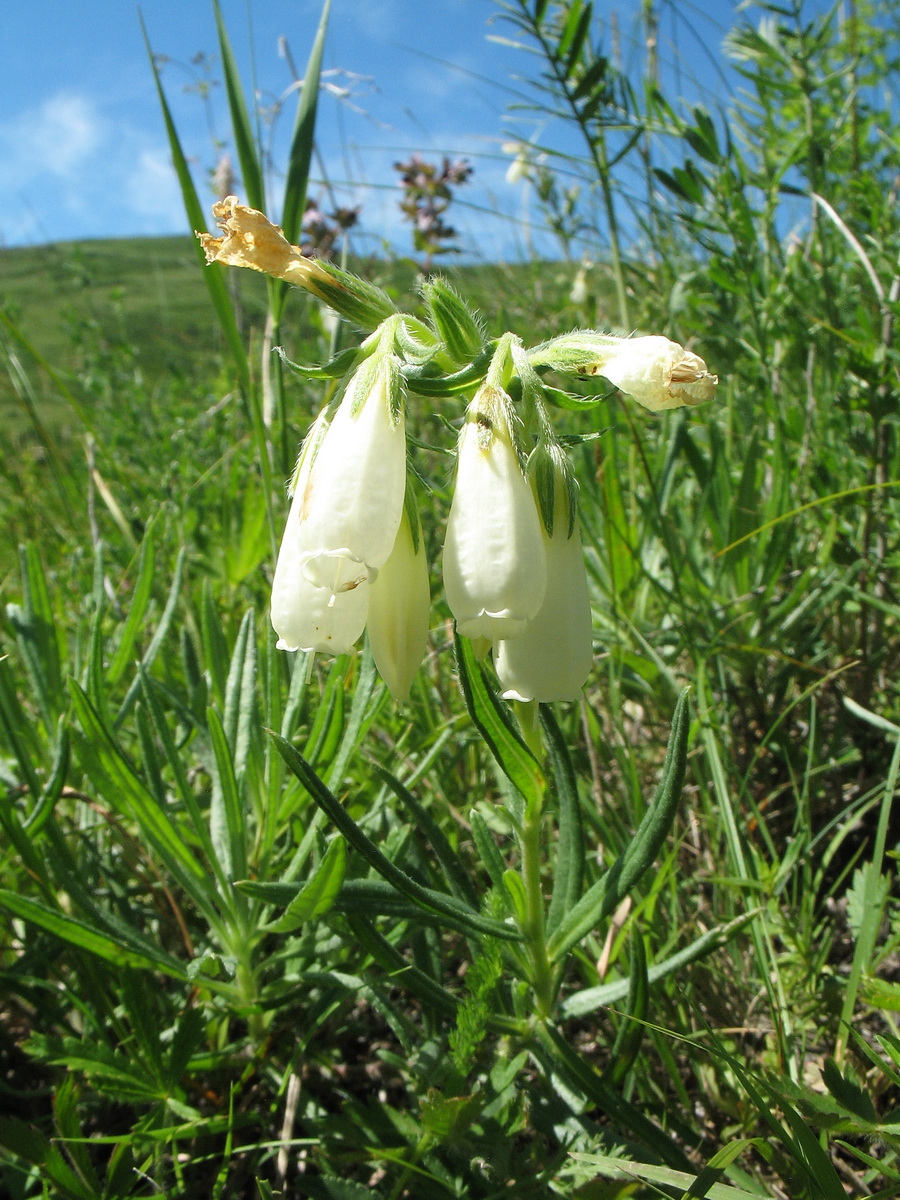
xmin=2 ymin=0 xmax=900 ymax=1196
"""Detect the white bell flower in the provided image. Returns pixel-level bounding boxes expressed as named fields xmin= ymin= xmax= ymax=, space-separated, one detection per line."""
xmin=367 ymin=506 xmax=431 ymax=702
xmin=493 ymin=501 xmax=593 ymax=703
xmin=442 ymin=386 xmax=547 ymax=641
xmin=270 ymin=356 xmax=406 ymax=654
xmin=293 ymin=357 xmax=406 ymax=588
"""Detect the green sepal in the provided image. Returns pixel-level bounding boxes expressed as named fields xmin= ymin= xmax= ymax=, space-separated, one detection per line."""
xmin=541 ymin=383 xmax=610 ymax=410
xmin=306 ymin=259 xmax=398 ymax=330
xmin=402 ymin=344 xmax=495 ymax=396
xmin=528 ymin=329 xmax=620 ymax=373
xmin=274 ymin=343 xmax=361 ymax=380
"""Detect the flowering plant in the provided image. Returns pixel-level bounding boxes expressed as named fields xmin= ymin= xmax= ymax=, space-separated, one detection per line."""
xmin=199 ymin=196 xmax=717 ymax=708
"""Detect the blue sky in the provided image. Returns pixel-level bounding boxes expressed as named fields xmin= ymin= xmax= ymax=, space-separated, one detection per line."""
xmin=0 ymin=0 xmax=753 ymax=259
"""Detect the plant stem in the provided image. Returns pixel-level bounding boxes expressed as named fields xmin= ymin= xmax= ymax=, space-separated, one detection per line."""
xmin=514 ymin=705 xmax=554 ymax=1018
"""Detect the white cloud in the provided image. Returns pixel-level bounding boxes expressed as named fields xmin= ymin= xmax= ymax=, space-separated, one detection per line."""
xmin=1 ymin=91 xmax=103 ymax=183
xmin=123 ymin=147 xmax=188 ymax=232
xmin=0 ymin=88 xmax=194 ymax=245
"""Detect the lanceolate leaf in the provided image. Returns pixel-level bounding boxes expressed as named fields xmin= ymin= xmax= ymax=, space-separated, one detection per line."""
xmin=213 ymin=0 xmax=265 ymax=213
xmin=270 ymin=732 xmax=520 ymax=942
xmin=546 ymin=688 xmax=690 ymax=963
xmin=0 ymin=890 xmax=186 ymax=979
xmin=454 ymin=632 xmax=545 ymax=812
xmin=141 ymin=15 xmax=250 ymax=398
xmin=542 ymin=705 xmax=585 ymax=934
xmin=561 ymin=911 xmax=760 ymax=1016
xmin=278 ymin=0 xmax=332 ymax=297
xmin=264 ymin=837 xmax=346 ymax=933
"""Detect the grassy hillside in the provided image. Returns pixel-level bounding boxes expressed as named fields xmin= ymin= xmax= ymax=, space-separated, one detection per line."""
xmin=1 ymin=234 xmax=586 ymax=446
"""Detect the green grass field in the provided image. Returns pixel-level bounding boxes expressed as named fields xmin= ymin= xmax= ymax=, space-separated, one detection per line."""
xmin=2 ymin=1 xmax=900 ymax=1197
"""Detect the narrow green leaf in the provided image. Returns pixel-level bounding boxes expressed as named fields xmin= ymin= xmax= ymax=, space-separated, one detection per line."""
xmin=567 ymin=1150 xmax=767 ymax=1200
xmin=137 ymin=669 xmax=224 ymax=887
xmin=336 ymin=879 xmax=507 ymax=938
xmin=822 ymin=1057 xmax=877 ymax=1123
xmin=207 ymin=705 xmax=248 ymax=883
xmin=547 ymin=688 xmax=690 ymax=962
xmin=537 ymin=1022 xmax=690 ymax=1170
xmin=325 ymin=643 xmax=381 ymax=792
xmin=469 ymin=808 xmax=509 ymax=891
xmin=223 ymin=608 xmax=258 ymax=785
xmin=213 ymin=0 xmax=265 ymax=211
xmin=280 ymin=0 xmax=331 ymax=247
xmin=374 ymin=765 xmax=477 ymax=906
xmin=542 ymin=705 xmax=585 ymax=934
xmin=0 ymin=890 xmax=187 ymax=979
xmin=141 ymin=15 xmax=250 ymax=397
xmin=264 ymin=838 xmax=346 ymax=932
xmin=0 ymin=655 xmax=43 ymax=800
xmin=541 ymin=383 xmax=607 ymax=410
xmin=346 ymin=913 xmax=459 ymax=1017
xmin=24 ymin=721 xmax=69 ymax=835
xmin=69 ymin=680 xmax=215 ymax=907
xmin=454 ymin=632 xmax=545 ymax=810
xmin=20 ymin=542 xmax=64 ymax=714
xmin=115 ymin=546 xmax=186 ymax=727
xmin=602 ymin=931 xmax=648 ymax=1086
xmin=270 ymin=732 xmax=520 ymax=942
xmin=502 ymin=869 xmax=528 ymax=927
xmin=107 ymin=522 xmax=157 ymax=685
xmin=561 ymin=911 xmax=759 ymax=1016
xmin=0 ymin=1115 xmax=96 ymax=1200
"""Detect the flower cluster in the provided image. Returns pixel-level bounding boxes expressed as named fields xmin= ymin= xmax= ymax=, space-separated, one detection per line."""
xmin=199 ymin=199 xmax=718 ymax=706
xmin=394 ymin=153 xmax=473 ymax=267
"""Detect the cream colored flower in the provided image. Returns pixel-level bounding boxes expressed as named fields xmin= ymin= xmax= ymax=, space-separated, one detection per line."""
xmin=493 ymin=502 xmax=593 ymax=703
xmin=442 ymin=387 xmax=547 ymax=640
xmin=367 ymin=507 xmax=431 ymax=702
xmin=270 ymin=357 xmax=406 ymax=654
xmin=593 ymin=335 xmax=717 ymax=410
xmin=294 ymin=358 xmax=406 ymax=590
xmin=529 ymin=331 xmax=717 ymax=410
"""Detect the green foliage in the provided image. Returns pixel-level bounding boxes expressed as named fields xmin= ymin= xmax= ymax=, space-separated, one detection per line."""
xmin=4 ymin=1 xmax=900 ymax=1197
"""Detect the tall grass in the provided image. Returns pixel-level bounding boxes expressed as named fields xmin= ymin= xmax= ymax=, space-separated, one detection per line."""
xmin=2 ymin=1 xmax=900 ymax=1197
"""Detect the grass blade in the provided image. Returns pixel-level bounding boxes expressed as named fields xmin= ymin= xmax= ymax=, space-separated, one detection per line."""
xmin=546 ymin=688 xmax=690 ymax=963
xmin=270 ymin=731 xmax=520 ymax=942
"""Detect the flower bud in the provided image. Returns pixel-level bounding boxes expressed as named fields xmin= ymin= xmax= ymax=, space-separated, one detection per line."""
xmin=421 ymin=277 xmax=485 ymax=362
xmin=367 ymin=505 xmax=431 ymax=702
xmin=442 ymin=386 xmax=547 ymax=640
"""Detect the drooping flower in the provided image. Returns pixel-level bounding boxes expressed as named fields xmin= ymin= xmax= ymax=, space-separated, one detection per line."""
xmin=493 ymin=479 xmax=593 ymax=703
xmin=367 ymin=504 xmax=431 ymax=702
xmin=270 ymin=356 xmax=407 ymax=654
xmin=442 ymin=385 xmax=547 ymax=641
